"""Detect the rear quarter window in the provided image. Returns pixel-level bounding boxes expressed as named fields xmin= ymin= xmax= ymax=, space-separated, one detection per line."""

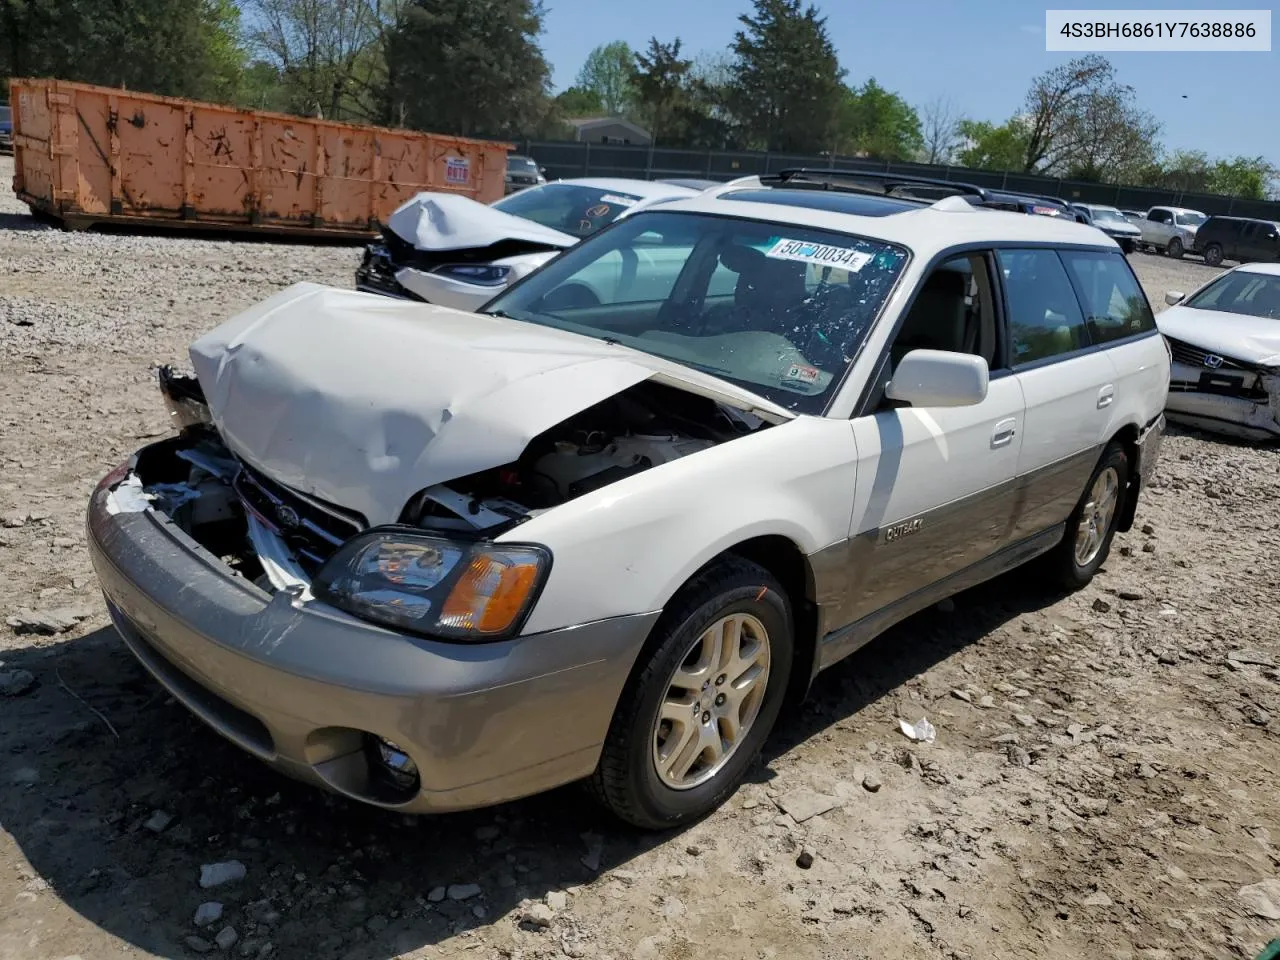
xmin=1060 ymin=251 xmax=1156 ymax=345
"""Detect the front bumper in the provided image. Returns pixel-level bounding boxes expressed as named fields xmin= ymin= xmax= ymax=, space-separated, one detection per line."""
xmin=86 ymin=467 xmax=657 ymax=813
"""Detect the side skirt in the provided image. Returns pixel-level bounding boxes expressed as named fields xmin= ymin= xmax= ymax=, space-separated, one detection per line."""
xmin=815 ymin=523 xmax=1065 ymax=671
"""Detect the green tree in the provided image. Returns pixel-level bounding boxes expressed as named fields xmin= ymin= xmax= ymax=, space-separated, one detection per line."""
xmin=1 ymin=0 xmax=247 ymax=102
xmin=955 ymin=118 xmax=1031 ymax=171
xmin=554 ymin=85 xmax=604 ymax=117
xmin=1206 ymin=156 xmax=1276 ymax=199
xmin=724 ymin=0 xmax=845 ymax=152
xmin=837 ymin=78 xmax=923 ymax=161
xmin=574 ymin=41 xmax=634 ymax=115
xmin=385 ymin=0 xmax=551 ymax=137
xmin=629 ymin=37 xmax=695 ymax=143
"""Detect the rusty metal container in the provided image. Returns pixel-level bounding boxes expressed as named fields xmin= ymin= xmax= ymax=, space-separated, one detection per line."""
xmin=8 ymin=79 xmax=510 ymax=238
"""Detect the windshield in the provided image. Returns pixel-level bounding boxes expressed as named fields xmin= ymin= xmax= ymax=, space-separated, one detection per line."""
xmin=1176 ymin=212 xmax=1207 ymax=227
xmin=481 ymin=210 xmax=909 ymax=415
xmin=1091 ymin=207 xmax=1128 ymax=224
xmin=491 ymin=183 xmax=645 ymax=238
xmin=1185 ymin=271 xmax=1280 ymax=319
xmin=508 ymin=157 xmax=538 ymax=174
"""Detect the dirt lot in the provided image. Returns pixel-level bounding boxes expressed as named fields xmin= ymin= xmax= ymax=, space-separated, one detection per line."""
xmin=2 ymin=154 xmax=1278 ymax=960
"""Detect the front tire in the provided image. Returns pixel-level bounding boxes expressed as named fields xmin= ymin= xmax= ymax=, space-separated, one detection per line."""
xmin=589 ymin=557 xmax=794 ymax=830
xmin=1045 ymin=443 xmax=1130 ymax=590
xmin=1203 ymin=242 xmax=1224 ymax=267
xmin=1166 ymin=237 xmax=1184 ymax=259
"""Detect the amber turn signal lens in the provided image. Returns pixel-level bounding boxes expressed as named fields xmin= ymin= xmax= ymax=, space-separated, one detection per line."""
xmin=438 ymin=550 xmax=543 ymax=635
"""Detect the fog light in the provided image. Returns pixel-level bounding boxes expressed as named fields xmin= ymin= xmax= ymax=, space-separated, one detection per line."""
xmin=367 ymin=735 xmax=420 ymax=794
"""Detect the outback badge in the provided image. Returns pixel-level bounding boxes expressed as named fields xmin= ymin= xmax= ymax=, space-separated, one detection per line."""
xmin=885 ymin=517 xmax=923 ymax=543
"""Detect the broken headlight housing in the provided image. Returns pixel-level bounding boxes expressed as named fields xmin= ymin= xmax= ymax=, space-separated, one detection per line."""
xmin=431 ymin=263 xmax=512 ymax=286
xmin=157 ymin=365 xmax=212 ymax=431
xmin=313 ymin=529 xmax=550 ymax=641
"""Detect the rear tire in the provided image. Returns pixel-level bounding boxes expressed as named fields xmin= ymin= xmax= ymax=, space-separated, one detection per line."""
xmin=1203 ymin=242 xmax=1224 ymax=267
xmin=588 ymin=556 xmax=794 ymax=830
xmin=1166 ymin=237 xmax=1184 ymax=259
xmin=1045 ymin=443 xmax=1130 ymax=591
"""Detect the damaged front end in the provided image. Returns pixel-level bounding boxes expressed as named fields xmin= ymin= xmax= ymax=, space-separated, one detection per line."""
xmin=136 ymin=364 xmax=766 ymax=619
xmin=1164 ymin=339 xmax=1280 ymax=441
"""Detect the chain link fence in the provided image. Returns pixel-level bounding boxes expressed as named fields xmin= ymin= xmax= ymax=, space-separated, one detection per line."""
xmin=513 ymin=139 xmax=1280 ymax=221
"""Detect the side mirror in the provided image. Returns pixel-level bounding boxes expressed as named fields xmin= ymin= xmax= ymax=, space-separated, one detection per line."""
xmin=539 ymin=166 xmax=547 ymax=175
xmin=1165 ymin=290 xmax=1185 ymax=306
xmin=885 ymin=349 xmax=989 ymax=408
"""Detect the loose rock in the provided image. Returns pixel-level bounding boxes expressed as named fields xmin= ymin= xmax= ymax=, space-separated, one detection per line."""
xmin=546 ymin=890 xmax=569 ymax=912
xmin=1091 ymin=598 xmax=1112 ymax=614
xmin=775 ymin=788 xmax=839 ymax=823
xmin=215 ymin=926 xmax=238 ymax=950
xmin=144 ymin=810 xmax=174 ymax=834
xmin=426 ymin=886 xmax=446 ymax=903
xmin=862 ymin=772 xmax=882 ymax=793
xmin=199 ymin=861 xmax=247 ymax=889
xmin=5 ymin=607 xmax=89 ymax=635
xmin=950 ymin=689 xmax=973 ymax=703
xmin=446 ymin=883 xmax=481 ymax=901
xmin=1238 ymin=879 xmax=1280 ymax=920
xmin=184 ymin=937 xmax=214 ymax=955
xmin=0 ymin=669 xmax=36 ymax=697
xmin=519 ymin=902 xmax=555 ymax=930
xmin=473 ymin=825 xmax=500 ymax=842
xmin=194 ymin=902 xmax=223 ymax=927
xmin=795 ymin=849 xmax=815 ymax=869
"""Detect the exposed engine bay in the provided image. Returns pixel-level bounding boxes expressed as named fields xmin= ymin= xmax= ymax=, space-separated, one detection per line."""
xmin=124 ymin=369 xmax=765 ymax=595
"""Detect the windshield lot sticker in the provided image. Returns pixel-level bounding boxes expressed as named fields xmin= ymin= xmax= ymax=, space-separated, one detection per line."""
xmin=599 ymin=194 xmax=638 ymax=207
xmin=766 ymin=238 xmax=873 ymax=272
xmin=782 ymin=363 xmax=821 ymax=385
xmin=586 ymin=204 xmax=611 ymax=218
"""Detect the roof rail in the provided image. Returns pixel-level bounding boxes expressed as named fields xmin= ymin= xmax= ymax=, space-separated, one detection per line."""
xmin=763 ymin=168 xmax=991 ymax=200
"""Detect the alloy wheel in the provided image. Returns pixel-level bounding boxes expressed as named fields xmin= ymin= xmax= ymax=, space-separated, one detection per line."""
xmin=1074 ymin=466 xmax=1120 ymax=567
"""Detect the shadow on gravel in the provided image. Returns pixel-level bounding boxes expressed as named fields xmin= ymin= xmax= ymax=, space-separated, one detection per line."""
xmin=763 ymin=564 xmax=1072 ymax=767
xmin=1 ymin=564 xmax=1071 ymax=958
xmin=0 ymin=207 xmax=366 ymax=247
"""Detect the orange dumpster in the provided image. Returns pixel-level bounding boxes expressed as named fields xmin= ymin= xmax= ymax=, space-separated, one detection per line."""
xmin=8 ymin=78 xmax=511 ymax=238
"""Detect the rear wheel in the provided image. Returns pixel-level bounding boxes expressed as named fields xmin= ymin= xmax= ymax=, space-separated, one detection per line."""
xmin=1203 ymin=242 xmax=1224 ymax=267
xmin=589 ymin=557 xmax=794 ymax=830
xmin=1166 ymin=236 xmax=1184 ymax=259
xmin=1045 ymin=443 xmax=1130 ymax=590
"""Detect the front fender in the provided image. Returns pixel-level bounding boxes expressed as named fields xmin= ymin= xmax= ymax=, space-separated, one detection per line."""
xmin=503 ymin=416 xmax=859 ymax=634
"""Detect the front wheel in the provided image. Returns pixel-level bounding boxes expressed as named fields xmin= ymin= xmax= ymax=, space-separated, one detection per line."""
xmin=1203 ymin=242 xmax=1224 ymax=267
xmin=1166 ymin=237 xmax=1184 ymax=259
xmin=1045 ymin=443 xmax=1130 ymax=590
xmin=589 ymin=557 xmax=794 ymax=830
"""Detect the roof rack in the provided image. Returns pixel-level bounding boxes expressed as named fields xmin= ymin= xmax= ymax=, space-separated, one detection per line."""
xmin=763 ymin=168 xmax=991 ymax=200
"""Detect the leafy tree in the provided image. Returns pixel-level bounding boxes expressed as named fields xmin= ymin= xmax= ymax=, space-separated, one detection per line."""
xmin=1020 ymin=54 xmax=1114 ymax=172
xmin=837 ymin=79 xmax=923 ymax=161
xmin=1 ymin=0 xmax=247 ymax=102
xmin=554 ymin=85 xmax=604 ymax=117
xmin=574 ymin=41 xmax=634 ymax=115
xmin=955 ymin=118 xmax=1031 ymax=171
xmin=629 ymin=38 xmax=693 ymax=144
xmin=724 ymin=0 xmax=845 ymax=152
xmin=1206 ymin=156 xmax=1276 ymax=200
xmin=384 ymin=0 xmax=551 ymax=138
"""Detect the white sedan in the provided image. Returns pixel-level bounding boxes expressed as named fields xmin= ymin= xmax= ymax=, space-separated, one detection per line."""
xmin=355 ymin=178 xmax=702 ymax=311
xmin=1158 ymin=262 xmax=1280 ymax=440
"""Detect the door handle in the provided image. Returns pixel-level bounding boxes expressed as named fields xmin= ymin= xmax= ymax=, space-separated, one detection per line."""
xmin=1097 ymin=384 xmax=1115 ymax=409
xmin=991 ymin=418 xmax=1017 ymax=448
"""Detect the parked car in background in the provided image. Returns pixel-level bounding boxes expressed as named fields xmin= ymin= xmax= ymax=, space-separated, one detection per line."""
xmin=1121 ymin=209 xmax=1146 ymax=222
xmin=505 ymin=154 xmax=547 ymax=194
xmin=1137 ymin=206 xmax=1207 ymax=258
xmin=976 ymin=191 xmax=1086 ymax=221
xmin=1194 ymin=216 xmax=1280 ymax=267
xmin=1070 ymin=203 xmax=1143 ymax=252
xmin=1159 ymin=263 xmax=1280 ymax=440
xmin=0 ymin=104 xmax=12 ymax=154
xmin=355 ymin=178 xmax=701 ymax=310
xmin=89 ymin=181 xmax=1168 ymax=829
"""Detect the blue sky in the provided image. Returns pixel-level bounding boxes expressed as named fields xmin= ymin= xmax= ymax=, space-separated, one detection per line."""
xmin=539 ymin=0 xmax=1279 ymax=162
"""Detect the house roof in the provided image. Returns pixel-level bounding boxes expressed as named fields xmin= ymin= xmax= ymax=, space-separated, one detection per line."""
xmin=566 ymin=116 xmax=652 ymax=138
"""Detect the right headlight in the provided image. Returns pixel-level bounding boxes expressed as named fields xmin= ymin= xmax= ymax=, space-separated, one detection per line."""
xmin=313 ymin=529 xmax=550 ymax=641
xmin=431 ymin=263 xmax=513 ymax=286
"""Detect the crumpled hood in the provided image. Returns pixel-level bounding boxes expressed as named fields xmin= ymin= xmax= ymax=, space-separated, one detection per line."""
xmin=1158 ymin=305 xmax=1280 ymax=367
xmin=189 ymin=283 xmax=792 ymax=526
xmin=386 ymin=191 xmax=577 ymax=252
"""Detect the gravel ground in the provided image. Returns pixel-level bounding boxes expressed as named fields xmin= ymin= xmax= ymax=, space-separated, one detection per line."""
xmin=2 ymin=153 xmax=1279 ymax=960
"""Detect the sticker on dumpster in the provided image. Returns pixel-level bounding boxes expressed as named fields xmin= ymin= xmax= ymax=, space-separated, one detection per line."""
xmin=445 ymin=157 xmax=470 ymax=185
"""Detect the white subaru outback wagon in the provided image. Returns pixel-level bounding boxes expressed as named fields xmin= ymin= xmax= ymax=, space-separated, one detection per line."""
xmin=88 ymin=172 xmax=1170 ymax=830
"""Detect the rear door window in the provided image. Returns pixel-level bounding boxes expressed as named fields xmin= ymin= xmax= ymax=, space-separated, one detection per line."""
xmin=997 ymin=249 xmax=1092 ymax=365
xmin=1060 ymin=251 xmax=1156 ymax=345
